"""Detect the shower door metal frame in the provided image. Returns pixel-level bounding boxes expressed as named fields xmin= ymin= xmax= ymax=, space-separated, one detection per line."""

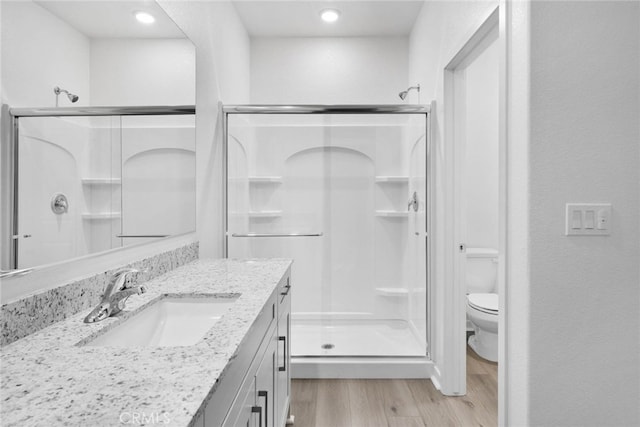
xmin=222 ymin=104 xmax=432 ymax=358
xmin=3 ymin=105 xmax=195 ymax=274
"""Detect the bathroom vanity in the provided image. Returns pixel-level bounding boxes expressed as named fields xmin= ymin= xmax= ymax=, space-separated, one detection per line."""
xmin=0 ymin=258 xmax=292 ymax=427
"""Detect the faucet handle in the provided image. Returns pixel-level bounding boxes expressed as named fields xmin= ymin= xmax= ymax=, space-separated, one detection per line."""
xmin=112 ymin=268 xmax=139 ymax=289
xmin=113 ymin=267 xmax=139 ymax=276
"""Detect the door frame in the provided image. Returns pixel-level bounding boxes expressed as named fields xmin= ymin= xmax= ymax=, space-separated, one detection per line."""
xmin=441 ymin=5 xmax=505 ymax=401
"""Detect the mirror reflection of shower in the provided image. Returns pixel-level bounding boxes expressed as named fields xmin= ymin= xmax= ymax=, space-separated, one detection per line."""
xmin=53 ymin=86 xmax=79 ymax=107
xmin=398 ymin=84 xmax=420 ymax=101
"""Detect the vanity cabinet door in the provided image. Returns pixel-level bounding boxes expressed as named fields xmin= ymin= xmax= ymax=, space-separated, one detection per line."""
xmin=227 ymin=376 xmax=258 ymax=427
xmin=255 ymin=330 xmax=277 ymax=427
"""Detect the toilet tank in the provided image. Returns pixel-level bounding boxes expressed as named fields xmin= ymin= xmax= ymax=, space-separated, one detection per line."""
xmin=466 ymin=248 xmax=498 ymax=294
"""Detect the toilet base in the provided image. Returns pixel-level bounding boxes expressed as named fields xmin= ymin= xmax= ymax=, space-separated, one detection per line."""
xmin=468 ymin=329 xmax=498 ymax=362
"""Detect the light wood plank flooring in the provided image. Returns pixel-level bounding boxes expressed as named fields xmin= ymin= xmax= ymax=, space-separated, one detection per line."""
xmin=290 ymin=348 xmax=497 ymax=427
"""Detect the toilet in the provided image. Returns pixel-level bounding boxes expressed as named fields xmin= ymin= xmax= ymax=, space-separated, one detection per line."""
xmin=465 ymin=248 xmax=499 ymax=362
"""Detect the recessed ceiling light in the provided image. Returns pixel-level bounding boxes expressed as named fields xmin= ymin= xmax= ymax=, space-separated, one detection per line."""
xmin=320 ymin=9 xmax=340 ymax=23
xmin=134 ymin=11 xmax=155 ymax=24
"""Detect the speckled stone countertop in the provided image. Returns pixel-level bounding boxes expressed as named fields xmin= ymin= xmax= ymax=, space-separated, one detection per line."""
xmin=0 ymin=258 xmax=292 ymax=427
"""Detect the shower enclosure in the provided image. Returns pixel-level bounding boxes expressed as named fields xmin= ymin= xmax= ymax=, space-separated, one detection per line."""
xmin=224 ymin=105 xmax=431 ymax=377
xmin=4 ymin=106 xmax=195 ymax=271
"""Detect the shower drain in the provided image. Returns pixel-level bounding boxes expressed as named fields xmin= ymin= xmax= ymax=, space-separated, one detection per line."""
xmin=321 ymin=343 xmax=335 ymax=350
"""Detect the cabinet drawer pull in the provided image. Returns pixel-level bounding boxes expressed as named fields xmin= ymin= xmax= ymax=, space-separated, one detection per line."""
xmin=258 ymin=390 xmax=268 ymax=427
xmin=278 ymin=336 xmax=287 ymax=372
xmin=251 ymin=405 xmax=262 ymax=427
xmin=280 ymin=286 xmax=290 ymax=296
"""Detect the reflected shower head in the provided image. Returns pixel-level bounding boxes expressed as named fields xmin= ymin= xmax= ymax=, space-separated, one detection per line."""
xmin=398 ymin=84 xmax=420 ymax=101
xmin=54 ymin=86 xmax=79 ymax=106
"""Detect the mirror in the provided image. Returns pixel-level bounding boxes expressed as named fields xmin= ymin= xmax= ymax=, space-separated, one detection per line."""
xmin=1 ymin=1 xmax=196 ymax=271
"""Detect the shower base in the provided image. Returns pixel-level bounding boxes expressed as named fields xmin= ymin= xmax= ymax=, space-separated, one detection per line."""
xmin=291 ymin=318 xmax=425 ymax=357
xmin=290 ymin=318 xmax=433 ymax=379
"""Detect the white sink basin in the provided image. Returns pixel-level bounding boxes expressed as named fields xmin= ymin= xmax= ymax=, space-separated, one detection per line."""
xmin=86 ymin=296 xmax=239 ymax=347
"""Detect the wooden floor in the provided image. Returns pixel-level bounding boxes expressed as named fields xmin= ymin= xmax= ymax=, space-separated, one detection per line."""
xmin=290 ymin=348 xmax=497 ymax=427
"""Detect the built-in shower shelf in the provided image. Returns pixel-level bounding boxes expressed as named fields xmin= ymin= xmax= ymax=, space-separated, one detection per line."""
xmin=375 ymin=210 xmax=408 ymax=217
xmin=81 ymin=178 xmax=121 ymax=185
xmin=82 ymin=212 xmax=122 ymax=220
xmin=375 ymin=287 xmax=409 ymax=297
xmin=229 ymin=176 xmax=283 ymax=184
xmin=375 ymin=176 xmax=409 ymax=183
xmin=248 ymin=210 xmax=283 ymax=218
xmin=248 ymin=176 xmax=282 ymax=184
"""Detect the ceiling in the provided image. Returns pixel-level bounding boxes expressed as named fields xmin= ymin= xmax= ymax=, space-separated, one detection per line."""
xmin=232 ymin=1 xmax=425 ymax=37
xmin=35 ymin=1 xmax=186 ymax=39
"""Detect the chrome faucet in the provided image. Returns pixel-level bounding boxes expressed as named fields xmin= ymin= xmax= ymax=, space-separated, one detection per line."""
xmin=84 ymin=268 xmax=146 ymax=323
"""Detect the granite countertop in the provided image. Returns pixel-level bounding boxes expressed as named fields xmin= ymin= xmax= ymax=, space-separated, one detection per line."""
xmin=0 ymin=258 xmax=292 ymax=427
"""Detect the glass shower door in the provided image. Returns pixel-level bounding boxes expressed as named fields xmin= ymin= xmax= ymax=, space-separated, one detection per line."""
xmin=16 ymin=115 xmax=121 ymax=268
xmin=226 ymin=112 xmax=428 ymax=358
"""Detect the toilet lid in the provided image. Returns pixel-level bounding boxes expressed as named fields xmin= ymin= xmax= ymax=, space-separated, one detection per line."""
xmin=468 ymin=293 xmax=499 ymax=313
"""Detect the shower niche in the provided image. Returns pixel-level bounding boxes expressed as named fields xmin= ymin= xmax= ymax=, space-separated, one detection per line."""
xmin=226 ymin=108 xmax=430 ymax=375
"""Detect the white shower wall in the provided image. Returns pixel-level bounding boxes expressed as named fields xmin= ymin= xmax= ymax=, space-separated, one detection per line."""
xmin=120 ymin=116 xmax=196 ymax=246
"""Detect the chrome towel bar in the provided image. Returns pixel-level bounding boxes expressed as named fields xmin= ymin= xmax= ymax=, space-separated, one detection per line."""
xmin=231 ymin=232 xmax=323 ymax=238
xmin=115 ymin=235 xmax=169 ymax=238
xmin=0 ymin=268 xmax=33 ymax=279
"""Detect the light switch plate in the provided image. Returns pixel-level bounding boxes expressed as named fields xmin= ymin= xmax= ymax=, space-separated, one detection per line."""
xmin=565 ymin=203 xmax=612 ymax=236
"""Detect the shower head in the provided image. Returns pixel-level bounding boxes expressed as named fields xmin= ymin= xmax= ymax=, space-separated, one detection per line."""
xmin=398 ymin=84 xmax=420 ymax=101
xmin=54 ymin=86 xmax=79 ymax=106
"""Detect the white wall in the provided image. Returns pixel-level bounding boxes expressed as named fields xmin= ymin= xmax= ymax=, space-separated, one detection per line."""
xmin=0 ymin=1 xmax=90 ymax=108
xmin=464 ymin=39 xmax=499 ymax=250
xmin=90 ymin=39 xmax=195 ymax=106
xmin=158 ymin=0 xmax=251 ymax=259
xmin=412 ymin=2 xmax=640 ymax=423
xmin=251 ymin=37 xmax=408 ymax=104
xmin=526 ymin=1 xmax=639 ymax=424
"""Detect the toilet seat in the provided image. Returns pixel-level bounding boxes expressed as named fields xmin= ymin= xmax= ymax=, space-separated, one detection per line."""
xmin=467 ymin=293 xmax=498 ymax=315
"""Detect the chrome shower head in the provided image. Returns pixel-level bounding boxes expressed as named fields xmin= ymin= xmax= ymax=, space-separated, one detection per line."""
xmin=398 ymin=84 xmax=420 ymax=100
xmin=54 ymin=86 xmax=79 ymax=106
